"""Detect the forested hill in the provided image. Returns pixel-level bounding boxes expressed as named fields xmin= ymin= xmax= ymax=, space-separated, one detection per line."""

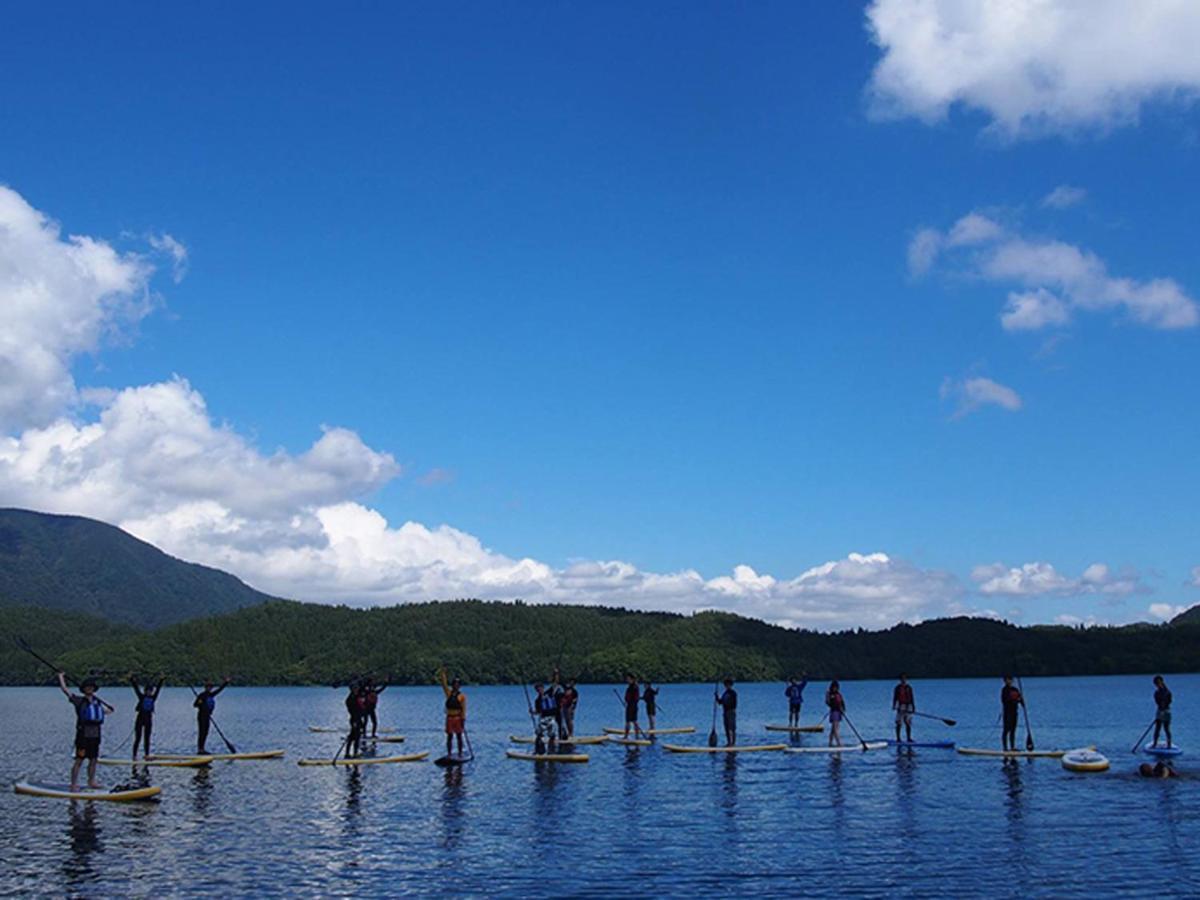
xmin=1173 ymin=605 xmax=1200 ymax=626
xmin=3 ymin=599 xmax=1197 ymax=685
xmin=0 ymin=508 xmax=277 ymax=628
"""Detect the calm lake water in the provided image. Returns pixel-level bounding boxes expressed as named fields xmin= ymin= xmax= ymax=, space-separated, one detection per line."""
xmin=1 ymin=674 xmax=1197 ymax=897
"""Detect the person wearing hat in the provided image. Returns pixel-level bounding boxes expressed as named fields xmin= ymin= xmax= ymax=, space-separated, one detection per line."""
xmin=58 ymin=672 xmax=114 ymax=791
xmin=439 ymin=666 xmax=468 ymax=758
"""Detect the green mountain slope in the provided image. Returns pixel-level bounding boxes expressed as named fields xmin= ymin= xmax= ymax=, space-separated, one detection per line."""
xmin=0 ymin=508 xmax=277 ymax=628
xmin=1171 ymin=604 xmax=1200 ymax=626
xmin=5 ymin=599 xmax=1193 ymax=686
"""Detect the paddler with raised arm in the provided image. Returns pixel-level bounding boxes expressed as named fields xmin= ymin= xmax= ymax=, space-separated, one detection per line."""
xmin=194 ymin=677 xmax=230 ymax=754
xmin=439 ymin=666 xmax=467 ymax=759
xmin=892 ymin=674 xmax=915 ymax=743
xmin=130 ymin=672 xmax=165 ymax=759
xmin=785 ymin=674 xmax=808 ymax=727
xmin=58 ymin=672 xmax=114 ymax=791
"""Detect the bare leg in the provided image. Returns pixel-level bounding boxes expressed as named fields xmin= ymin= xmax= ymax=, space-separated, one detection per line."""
xmin=70 ymin=756 xmax=83 ymax=791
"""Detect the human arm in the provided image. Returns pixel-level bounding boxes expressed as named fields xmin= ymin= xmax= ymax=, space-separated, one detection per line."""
xmin=439 ymin=667 xmax=451 ymax=698
xmin=211 ymin=678 xmax=231 ymax=697
xmin=58 ymin=671 xmax=72 ymax=700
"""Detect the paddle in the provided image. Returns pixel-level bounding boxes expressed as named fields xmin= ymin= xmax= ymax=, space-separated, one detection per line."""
xmin=188 ymin=683 xmax=238 ymax=754
xmin=1016 ymin=674 xmax=1035 ymax=751
xmin=13 ymin=637 xmax=115 ymax=710
xmin=840 ymin=711 xmax=870 ymax=751
xmin=708 ymin=682 xmax=720 ymax=747
xmin=911 ymin=711 xmax=957 ymax=727
xmin=1131 ymin=718 xmax=1157 ymax=754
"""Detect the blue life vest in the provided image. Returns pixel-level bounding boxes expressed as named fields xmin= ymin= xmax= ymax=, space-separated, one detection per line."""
xmin=536 ymin=694 xmax=556 ymax=715
xmin=200 ymin=694 xmax=215 ymax=713
xmin=139 ymin=695 xmax=156 ymax=714
xmin=79 ymin=698 xmax=105 ymax=724
xmin=786 ymin=683 xmax=805 ymax=704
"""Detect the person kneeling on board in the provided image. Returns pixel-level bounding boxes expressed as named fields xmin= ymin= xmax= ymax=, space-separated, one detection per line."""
xmin=530 ymin=681 xmax=560 ymax=753
xmin=194 ymin=677 xmax=230 ymax=755
xmin=130 ymin=673 xmax=165 ymax=759
xmin=893 ymin=674 xmax=916 ymax=743
xmin=1152 ymin=676 xmax=1173 ymax=749
xmin=826 ymin=680 xmax=846 ymax=747
xmin=786 ymin=674 xmax=808 ymax=728
xmin=716 ymin=678 xmax=738 ymax=746
xmin=58 ymin=672 xmax=113 ymax=791
xmin=440 ymin=667 xmax=467 ymax=758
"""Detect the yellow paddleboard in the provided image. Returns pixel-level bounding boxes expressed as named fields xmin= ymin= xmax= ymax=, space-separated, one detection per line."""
xmin=603 ymin=726 xmax=695 ymax=735
xmin=14 ymin=780 xmax=162 ymax=802
xmin=509 ymin=735 xmax=609 ymax=745
xmin=663 ymin=743 xmax=787 ymax=753
xmin=956 ymin=747 xmax=1070 ymax=758
xmin=610 ymin=737 xmax=653 ymax=746
xmin=151 ymin=750 xmax=285 ymax=761
xmin=298 ymin=752 xmax=429 ymax=766
xmin=765 ymin=724 xmax=825 ymax=733
xmin=98 ymin=756 xmax=214 ymax=767
xmin=506 ymin=749 xmax=589 ymax=763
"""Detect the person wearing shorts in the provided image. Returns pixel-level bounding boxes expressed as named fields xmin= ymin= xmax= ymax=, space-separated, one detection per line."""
xmin=785 ymin=675 xmax=808 ymax=727
xmin=59 ymin=672 xmax=113 ymax=791
xmin=826 ymin=680 xmax=846 ymax=747
xmin=440 ymin=667 xmax=467 ymax=758
xmin=893 ymin=674 xmax=915 ymax=743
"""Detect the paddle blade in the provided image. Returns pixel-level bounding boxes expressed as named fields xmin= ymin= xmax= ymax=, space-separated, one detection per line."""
xmin=1025 ymin=732 xmax=1034 ymax=752
xmin=943 ymin=718 xmax=957 ymax=727
xmin=708 ymin=727 xmax=718 ymax=748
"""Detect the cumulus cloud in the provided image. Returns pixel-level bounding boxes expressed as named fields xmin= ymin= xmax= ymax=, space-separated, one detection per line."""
xmin=1042 ymin=185 xmax=1087 ymax=209
xmin=940 ymin=375 xmax=1022 ymax=417
xmin=148 ymin=233 xmax=189 ymax=283
xmin=865 ymin=0 xmax=1200 ymax=136
xmin=913 ymin=211 xmax=1199 ymax=330
xmin=0 ymin=185 xmax=156 ymax=431
xmin=972 ymin=561 xmax=1150 ymax=598
xmin=1148 ymin=603 xmax=1187 ymax=622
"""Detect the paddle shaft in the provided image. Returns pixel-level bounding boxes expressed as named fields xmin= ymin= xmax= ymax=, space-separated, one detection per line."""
xmin=189 ymin=684 xmax=237 ymax=754
xmin=612 ymin=688 xmax=647 ymax=737
xmin=15 ymin=637 xmax=114 ymax=709
xmin=708 ymin=682 xmax=720 ymax=746
xmin=840 ymin=711 xmax=869 ymax=750
xmin=911 ymin=711 xmax=957 ymax=726
xmin=1131 ymin=718 xmax=1157 ymax=754
xmin=1016 ymin=675 xmax=1035 ymax=751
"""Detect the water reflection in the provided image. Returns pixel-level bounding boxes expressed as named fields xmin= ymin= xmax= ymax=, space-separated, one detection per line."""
xmin=63 ymin=802 xmax=101 ymax=887
xmin=894 ymin=748 xmax=917 ymax=840
xmin=190 ymin=766 xmax=213 ymax=818
xmin=439 ymin=765 xmax=467 ymax=851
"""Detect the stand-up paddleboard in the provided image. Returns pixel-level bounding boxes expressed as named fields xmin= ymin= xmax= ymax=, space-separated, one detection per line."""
xmin=506 ymin=749 xmax=589 ymax=763
xmin=297 ymin=752 xmax=428 ymax=766
xmin=434 ymin=754 xmax=473 ymax=767
xmin=1062 ymin=748 xmax=1110 ymax=772
xmin=151 ymin=750 xmax=285 ymax=761
xmin=765 ymin=724 xmax=825 ymax=733
xmin=663 ymin=743 xmax=787 ymax=754
xmin=610 ymin=737 xmax=653 ymax=747
xmin=1143 ymin=744 xmax=1183 ymax=758
xmin=98 ymin=756 xmax=213 ymax=767
xmin=957 ymin=747 xmax=1070 ymax=758
xmin=785 ymin=742 xmax=888 ymax=754
xmin=887 ymin=740 xmax=956 ymax=749
xmin=367 ymin=736 xmax=406 ymax=744
xmin=14 ymin=781 xmax=162 ymax=802
xmin=603 ymin=726 xmax=695 ymax=736
xmin=308 ymin=726 xmax=341 ymax=733
xmin=509 ymin=735 xmax=609 ymax=746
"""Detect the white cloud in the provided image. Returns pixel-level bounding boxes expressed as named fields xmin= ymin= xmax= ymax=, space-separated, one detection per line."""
xmin=866 ymin=0 xmax=1200 ymax=137
xmin=1042 ymin=185 xmax=1087 ymax=209
xmin=973 ymin=561 xmax=1149 ymax=597
xmin=907 ymin=227 xmax=942 ymax=277
xmin=1148 ymin=603 xmax=1187 ymax=622
xmin=148 ymin=233 xmax=189 ymax=283
xmin=940 ymin=375 xmax=1022 ymax=417
xmin=1189 ymin=566 xmax=1200 ymax=587
xmin=917 ymin=211 xmax=1199 ymax=331
xmin=0 ymin=185 xmax=156 ymax=431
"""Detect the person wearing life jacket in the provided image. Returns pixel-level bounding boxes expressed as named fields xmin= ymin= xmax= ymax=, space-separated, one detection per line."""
xmin=194 ymin=677 xmax=230 ymax=754
xmin=716 ymin=678 xmax=738 ymax=746
xmin=785 ymin=674 xmax=808 ymax=727
xmin=642 ymin=679 xmax=660 ymax=732
xmin=1000 ymin=676 xmax=1024 ymax=752
xmin=826 ymin=681 xmax=847 ymax=747
xmin=364 ymin=678 xmax=388 ymax=738
xmin=58 ymin=671 xmax=114 ymax=792
xmin=130 ymin=673 xmax=165 ymax=759
xmin=530 ymin=681 xmax=559 ymax=752
xmin=893 ymin=674 xmax=916 ymax=743
xmin=622 ymin=673 xmax=641 ymax=738
xmin=439 ymin=666 xmax=468 ymax=758
xmin=560 ymin=679 xmax=579 ymax=739
xmin=1152 ymin=675 xmax=1173 ymax=749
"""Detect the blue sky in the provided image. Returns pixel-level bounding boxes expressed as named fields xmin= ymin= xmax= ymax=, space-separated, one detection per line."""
xmin=1 ymin=2 xmax=1198 ymax=628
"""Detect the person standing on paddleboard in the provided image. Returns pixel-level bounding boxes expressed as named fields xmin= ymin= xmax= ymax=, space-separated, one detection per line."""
xmin=530 ymin=681 xmax=560 ymax=751
xmin=785 ymin=675 xmax=808 ymax=727
xmin=622 ymin=673 xmax=641 ymax=738
xmin=642 ymin=679 xmax=659 ymax=732
xmin=716 ymin=678 xmax=738 ymax=746
xmin=364 ymin=678 xmax=387 ymax=738
xmin=560 ymin=678 xmax=579 ymax=739
xmin=893 ymin=674 xmax=916 ymax=743
xmin=345 ymin=683 xmax=370 ymax=757
xmin=1152 ymin=675 xmax=1173 ymax=749
xmin=826 ymin=681 xmax=846 ymax=747
xmin=129 ymin=673 xmax=165 ymax=759
xmin=58 ymin=672 xmax=113 ymax=791
xmin=1000 ymin=676 xmax=1024 ymax=752
xmin=194 ymin=677 xmax=230 ymax=755
xmin=439 ymin=667 xmax=467 ymax=758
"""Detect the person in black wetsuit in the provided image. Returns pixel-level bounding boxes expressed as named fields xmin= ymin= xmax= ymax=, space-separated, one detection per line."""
xmin=58 ymin=672 xmax=114 ymax=791
xmin=345 ymin=682 xmax=370 ymax=757
xmin=622 ymin=673 xmax=641 ymax=738
xmin=1152 ymin=675 xmax=1173 ymax=749
xmin=716 ymin=678 xmax=738 ymax=746
xmin=194 ymin=677 xmax=230 ymax=754
xmin=1000 ymin=676 xmax=1024 ymax=752
xmin=642 ymin=679 xmax=659 ymax=732
xmin=130 ymin=673 xmax=165 ymax=759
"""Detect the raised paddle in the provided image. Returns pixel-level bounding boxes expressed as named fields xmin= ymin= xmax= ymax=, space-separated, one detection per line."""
xmin=1131 ymin=718 xmax=1157 ymax=754
xmin=14 ymin=637 xmax=115 ymax=710
xmin=1016 ymin=674 xmax=1035 ymax=752
xmin=188 ymin=683 xmax=238 ymax=754
xmin=911 ymin=711 xmax=957 ymax=727
xmin=708 ymin=682 xmax=720 ymax=747
xmin=840 ymin=711 xmax=870 ymax=751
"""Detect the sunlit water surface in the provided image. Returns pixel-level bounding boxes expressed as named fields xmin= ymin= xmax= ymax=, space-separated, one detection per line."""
xmin=1 ymin=675 xmax=1197 ymax=897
